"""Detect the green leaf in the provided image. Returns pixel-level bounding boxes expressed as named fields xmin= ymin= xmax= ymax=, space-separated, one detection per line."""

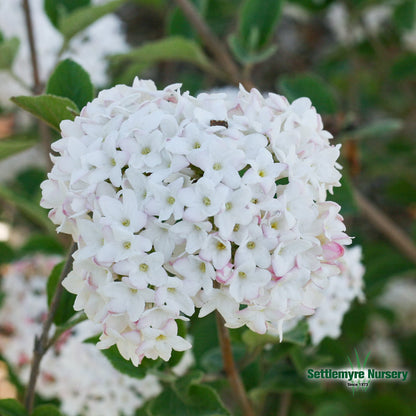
xmin=362 ymin=241 xmax=414 ymax=297
xmin=31 ymin=404 xmax=63 ymax=416
xmin=19 ymin=234 xmax=65 ymax=257
xmin=200 ymin=345 xmax=246 ymax=373
xmin=228 ymin=34 xmax=277 ymax=64
xmin=290 ymin=348 xmax=332 ymax=374
xmin=0 ymin=37 xmax=20 ymax=69
xmin=111 ymin=36 xmax=221 ymax=78
xmin=148 ymin=371 xmax=231 ymax=416
xmin=341 ymin=119 xmax=403 ymax=141
xmin=278 ymin=73 xmax=338 ymax=115
xmin=46 ymin=59 xmax=94 ymax=109
xmin=168 ymin=319 xmax=187 ymax=367
xmin=250 ymin=360 xmax=321 ymax=398
xmin=11 ymin=95 xmax=79 ymax=131
xmin=331 ymin=174 xmax=358 ymax=216
xmin=167 ymin=7 xmax=196 ymax=39
xmin=0 ymin=399 xmax=27 ymax=416
xmin=47 ymin=261 xmax=77 ymax=325
xmin=94 ymin=341 xmax=163 ymax=379
xmin=282 ymin=320 xmax=309 ymax=346
xmin=393 ymin=0 xmax=416 ymax=32
xmin=0 ymin=185 xmax=55 ymax=234
xmin=189 ymin=313 xmax=218 ymax=368
xmin=242 ymin=330 xmax=281 ymax=351
xmin=237 ymin=0 xmax=283 ymax=51
xmin=314 ymin=402 xmax=349 ymax=416
xmin=44 ymin=0 xmax=90 ymax=28
xmin=0 ymin=135 xmax=38 ymax=161
xmin=289 ymin=0 xmax=334 ymax=11
xmin=0 ymin=242 xmax=14 ymax=265
xmin=391 ymin=53 xmax=416 ymax=80
xmin=59 ymin=0 xmax=127 ymax=41
xmin=15 ymin=168 xmax=46 ymax=201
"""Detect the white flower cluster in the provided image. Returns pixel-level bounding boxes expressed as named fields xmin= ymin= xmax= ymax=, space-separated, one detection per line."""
xmin=41 ymin=78 xmax=351 ymax=365
xmin=0 ymin=0 xmax=128 ymax=107
xmin=0 ymin=255 xmax=161 ymax=416
xmin=326 ymin=2 xmax=391 ymax=46
xmin=378 ymin=277 xmax=416 ymax=333
xmin=308 ymin=246 xmax=365 ymax=344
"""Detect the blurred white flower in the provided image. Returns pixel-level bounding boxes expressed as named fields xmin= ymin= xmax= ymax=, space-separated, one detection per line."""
xmin=41 ymin=78 xmax=351 ymax=365
xmin=0 ymin=255 xmax=161 ymax=416
xmin=326 ymin=2 xmax=391 ymax=46
xmin=0 ymin=0 xmax=128 ymax=107
xmin=378 ymin=277 xmax=416 ymax=333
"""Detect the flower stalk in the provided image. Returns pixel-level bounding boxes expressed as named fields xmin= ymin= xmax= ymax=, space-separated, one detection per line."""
xmin=215 ymin=312 xmax=255 ymax=416
xmin=24 ymin=243 xmax=77 ymax=413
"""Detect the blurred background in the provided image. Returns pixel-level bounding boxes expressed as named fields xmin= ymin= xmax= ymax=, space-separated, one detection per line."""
xmin=0 ymin=0 xmax=415 ymax=415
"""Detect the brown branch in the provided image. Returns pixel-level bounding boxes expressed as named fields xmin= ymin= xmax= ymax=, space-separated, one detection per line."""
xmin=174 ymin=0 xmax=254 ymax=88
xmin=353 ymin=188 xmax=416 ymax=265
xmin=215 ymin=312 xmax=255 ymax=416
xmin=278 ymin=391 xmax=292 ymax=416
xmin=21 ymin=0 xmax=53 ymax=170
xmin=24 ymin=243 xmax=77 ymax=414
xmin=22 ymin=0 xmax=42 ymax=94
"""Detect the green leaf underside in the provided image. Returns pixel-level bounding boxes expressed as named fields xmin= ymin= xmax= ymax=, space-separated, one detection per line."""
xmin=0 ymin=185 xmax=55 ymax=234
xmin=238 ymin=0 xmax=282 ymax=50
xmin=11 ymin=95 xmax=79 ymax=131
xmin=46 ymin=261 xmax=77 ymax=325
xmin=393 ymin=0 xmax=416 ymax=32
xmin=228 ymin=34 xmax=277 ymax=64
xmin=278 ymin=73 xmax=338 ymax=115
xmin=0 ymin=37 xmax=20 ymax=69
xmin=59 ymin=0 xmax=127 ymax=41
xmin=0 ymin=399 xmax=27 ymax=416
xmin=0 ymin=135 xmax=38 ymax=161
xmin=242 ymin=320 xmax=308 ymax=351
xmin=44 ymin=0 xmax=90 ymax=28
xmin=147 ymin=371 xmax=231 ymax=416
xmin=83 ymin=337 xmax=163 ymax=380
xmin=111 ymin=36 xmax=220 ymax=76
xmin=341 ymin=119 xmax=403 ymax=141
xmin=47 ymin=59 xmax=94 ymax=109
xmin=31 ymin=404 xmax=63 ymax=416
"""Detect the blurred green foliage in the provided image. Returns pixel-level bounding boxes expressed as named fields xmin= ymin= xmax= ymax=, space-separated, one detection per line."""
xmin=1 ymin=0 xmax=416 ymax=415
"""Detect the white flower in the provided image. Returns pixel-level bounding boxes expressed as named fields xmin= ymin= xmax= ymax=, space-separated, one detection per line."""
xmin=229 ymin=262 xmax=271 ymax=302
xmin=145 ymin=177 xmax=185 ymax=221
xmin=214 ymin=187 xmax=253 ymax=239
xmin=170 ymin=220 xmax=212 ymax=254
xmin=200 ymin=234 xmax=232 ymax=270
xmin=114 ymin=252 xmax=168 ymax=287
xmin=308 ymin=246 xmax=365 ymax=344
xmin=179 ymin=178 xmax=228 ymax=222
xmin=99 ymin=189 xmax=147 ymax=233
xmin=172 ymin=255 xmax=215 ymax=296
xmin=0 ymin=256 xmax=161 ymax=416
xmin=41 ymin=79 xmax=351 ymax=365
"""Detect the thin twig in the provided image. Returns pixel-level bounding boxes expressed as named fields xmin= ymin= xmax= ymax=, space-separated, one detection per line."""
xmin=22 ymin=0 xmax=42 ymax=94
xmin=22 ymin=0 xmax=53 ymax=171
xmin=278 ymin=391 xmax=292 ymax=416
xmin=46 ymin=312 xmax=87 ymax=350
xmin=353 ymin=187 xmax=416 ymax=265
xmin=215 ymin=312 xmax=255 ymax=416
xmin=24 ymin=243 xmax=77 ymax=414
xmin=174 ymin=0 xmax=254 ymax=88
